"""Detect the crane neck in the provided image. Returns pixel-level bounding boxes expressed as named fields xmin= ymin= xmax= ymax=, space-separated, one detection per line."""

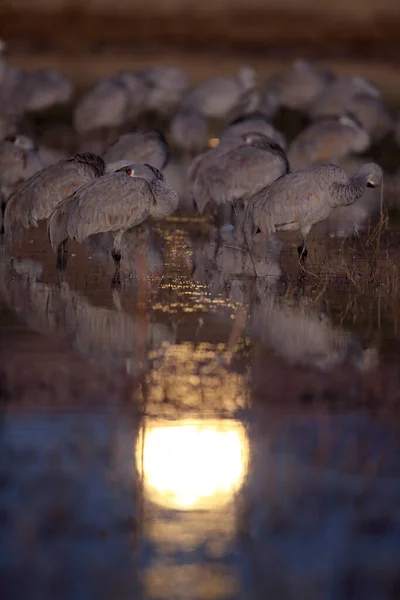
xmin=332 ymin=172 xmax=367 ymax=207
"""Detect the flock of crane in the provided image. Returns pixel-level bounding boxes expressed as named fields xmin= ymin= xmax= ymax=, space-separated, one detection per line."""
xmin=0 ymin=44 xmax=399 ymax=287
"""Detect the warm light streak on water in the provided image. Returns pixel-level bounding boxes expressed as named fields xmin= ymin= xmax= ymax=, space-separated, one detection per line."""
xmin=136 ymin=419 xmax=249 ymax=510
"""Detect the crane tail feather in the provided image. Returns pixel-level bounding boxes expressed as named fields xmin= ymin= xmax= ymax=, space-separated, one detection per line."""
xmin=48 ymin=205 xmax=69 ymax=252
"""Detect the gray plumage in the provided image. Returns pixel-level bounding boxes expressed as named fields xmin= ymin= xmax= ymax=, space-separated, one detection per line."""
xmin=308 ymin=75 xmax=381 ymax=121
xmin=48 ymin=163 xmax=178 ymax=280
xmin=4 ymin=152 xmax=105 ymax=231
xmin=136 ymin=66 xmax=190 ymax=116
xmin=191 ymin=132 xmax=289 ymax=215
xmin=0 ymin=134 xmax=43 ymax=200
xmin=169 ymin=106 xmax=209 ymax=154
xmin=345 ymin=93 xmax=394 ymax=142
xmin=103 ymin=130 xmax=171 ymax=171
xmin=19 ymin=68 xmax=73 ymax=113
xmin=184 ymin=67 xmax=259 ymax=120
xmin=73 ymin=73 xmax=148 ymax=134
xmin=313 ymin=156 xmax=382 ymax=238
xmin=288 ymin=116 xmax=370 ymax=170
xmin=244 ymin=162 xmax=383 ymax=253
xmin=265 ymin=59 xmax=333 ymax=111
xmin=219 ymin=112 xmax=287 ymax=150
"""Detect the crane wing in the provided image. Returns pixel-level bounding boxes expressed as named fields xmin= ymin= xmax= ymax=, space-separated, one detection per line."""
xmin=62 ymin=172 xmax=152 ymax=242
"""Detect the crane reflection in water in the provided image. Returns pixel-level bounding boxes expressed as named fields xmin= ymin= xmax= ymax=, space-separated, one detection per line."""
xmin=136 ymin=419 xmax=249 ymax=510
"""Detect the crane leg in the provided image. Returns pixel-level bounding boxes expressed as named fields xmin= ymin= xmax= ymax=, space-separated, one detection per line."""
xmin=297 ymin=239 xmax=308 ymax=263
xmin=56 ymin=240 xmax=68 ymax=272
xmin=111 ymin=230 xmax=124 ymax=287
xmin=111 ymin=250 xmax=122 ymax=287
xmin=0 ymin=200 xmax=6 ymax=235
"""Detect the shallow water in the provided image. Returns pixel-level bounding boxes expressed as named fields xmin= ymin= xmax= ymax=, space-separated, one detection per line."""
xmin=1 ymin=211 xmax=400 ymax=599
xmin=1 ymin=52 xmax=400 ymax=597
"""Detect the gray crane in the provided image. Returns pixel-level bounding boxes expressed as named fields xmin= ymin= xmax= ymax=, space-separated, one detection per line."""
xmin=48 ymin=163 xmax=179 ymax=284
xmin=244 ymin=162 xmax=383 ymax=260
xmin=103 ymin=130 xmax=171 ymax=172
xmin=0 ymin=134 xmax=44 ymax=232
xmin=314 ymin=156 xmax=382 ymax=238
xmin=265 ymin=59 xmax=333 ymax=112
xmin=190 ymin=132 xmax=289 ymax=223
xmin=219 ymin=112 xmax=287 ymax=150
xmin=308 ymin=75 xmax=393 ymax=142
xmin=183 ymin=66 xmax=259 ymax=121
xmin=308 ymin=75 xmax=381 ymax=121
xmin=73 ymin=72 xmax=148 ymax=134
xmin=345 ymin=93 xmax=394 ymax=143
xmin=288 ymin=115 xmax=370 ymax=170
xmin=136 ymin=65 xmax=190 ymax=117
xmin=4 ymin=152 xmax=105 ymax=232
xmin=18 ymin=68 xmax=73 ymax=113
xmin=169 ymin=105 xmax=209 ymax=154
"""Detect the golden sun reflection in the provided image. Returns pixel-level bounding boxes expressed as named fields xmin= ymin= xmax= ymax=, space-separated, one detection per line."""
xmin=136 ymin=420 xmax=249 ymax=510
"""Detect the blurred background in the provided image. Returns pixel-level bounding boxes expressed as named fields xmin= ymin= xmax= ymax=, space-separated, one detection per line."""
xmin=1 ymin=0 xmax=400 ymax=81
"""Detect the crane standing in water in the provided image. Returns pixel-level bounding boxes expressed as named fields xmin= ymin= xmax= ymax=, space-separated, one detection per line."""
xmin=4 ymin=153 xmax=105 ymax=232
xmin=244 ymin=162 xmax=383 ymax=260
xmin=190 ymin=132 xmax=289 ymax=223
xmin=48 ymin=163 xmax=179 ymax=284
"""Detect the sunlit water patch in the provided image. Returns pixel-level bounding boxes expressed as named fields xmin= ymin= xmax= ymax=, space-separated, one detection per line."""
xmin=136 ymin=418 xmax=250 ymax=599
xmin=137 ymin=419 xmax=249 ymax=510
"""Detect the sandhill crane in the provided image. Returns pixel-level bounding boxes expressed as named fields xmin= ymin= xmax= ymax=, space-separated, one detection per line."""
xmin=219 ymin=112 xmax=287 ymax=150
xmin=136 ymin=66 xmax=190 ymax=116
xmin=103 ymin=130 xmax=171 ymax=172
xmin=163 ymin=156 xmax=195 ymax=213
xmin=19 ymin=68 xmax=73 ymax=113
xmin=345 ymin=93 xmax=394 ymax=142
xmin=314 ymin=156 xmax=382 ymax=238
xmin=73 ymin=72 xmax=148 ymax=134
xmin=0 ymin=134 xmax=43 ymax=203
xmin=265 ymin=59 xmax=333 ymax=112
xmin=4 ymin=152 xmax=105 ymax=233
xmin=48 ymin=163 xmax=179 ymax=283
xmin=190 ymin=132 xmax=289 ymax=222
xmin=183 ymin=67 xmax=259 ymax=121
xmin=244 ymin=162 xmax=383 ymax=259
xmin=308 ymin=75 xmax=381 ymax=121
xmin=169 ymin=106 xmax=209 ymax=154
xmin=288 ymin=115 xmax=370 ymax=170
